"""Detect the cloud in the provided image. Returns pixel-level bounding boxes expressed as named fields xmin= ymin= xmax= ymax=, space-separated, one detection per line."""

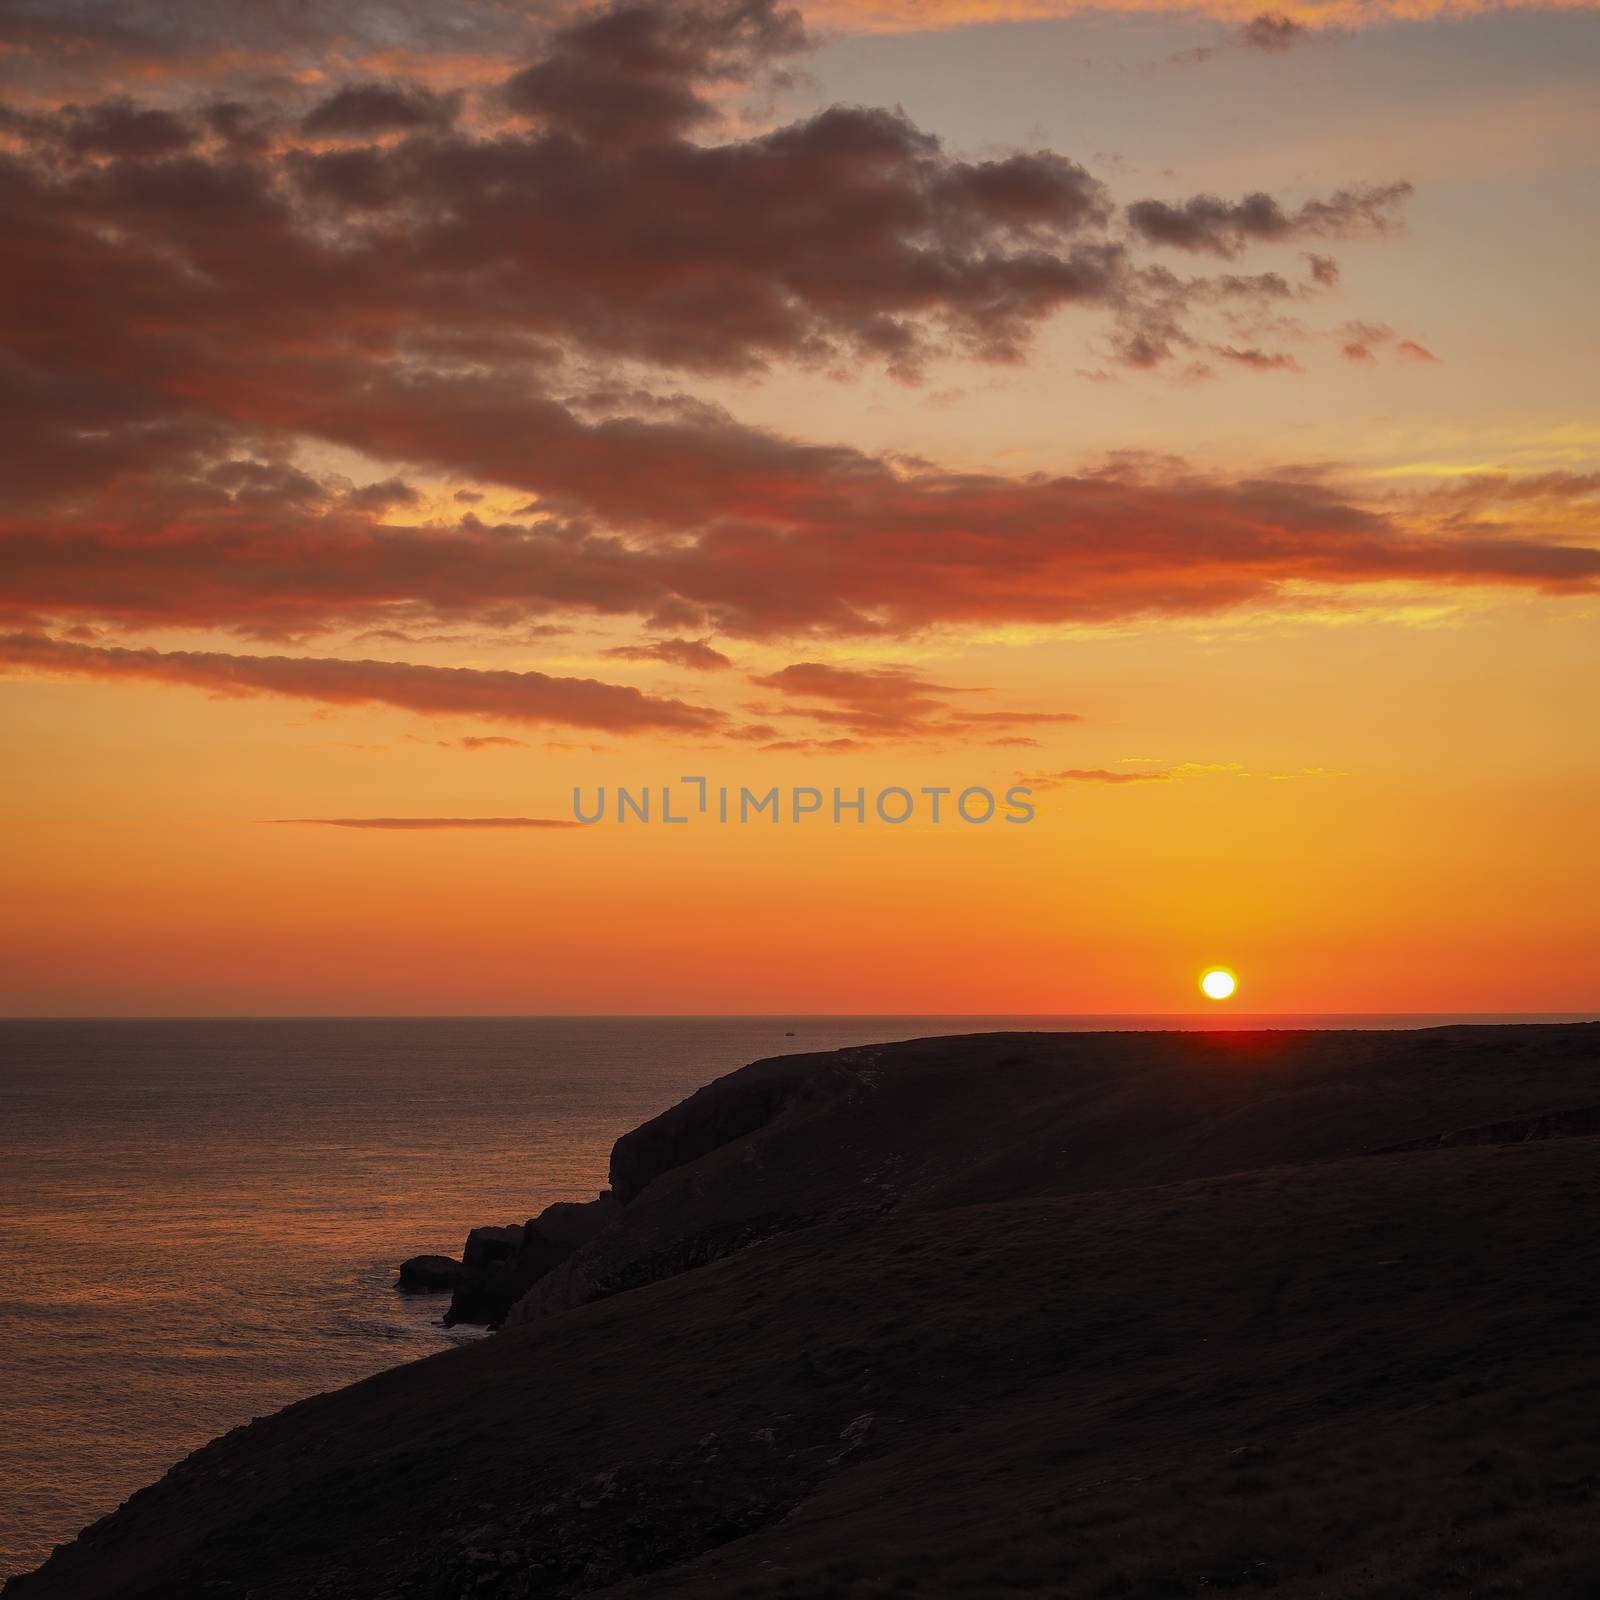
xmin=300 ymin=81 xmax=462 ymax=138
xmin=4 ymin=443 xmax=1597 ymax=649
xmin=1414 ymin=472 xmax=1600 ymax=544
xmin=1213 ymin=345 xmax=1301 ymax=373
xmin=0 ymin=633 xmax=723 ymax=733
xmin=1022 ymin=760 xmax=1345 ymax=789
xmin=756 ymin=735 xmax=872 ymax=752
xmin=0 ymin=0 xmax=1591 ymax=750
xmin=0 ymin=0 xmax=577 ymax=104
xmin=1305 ymin=253 xmax=1341 ymax=288
xmin=750 ymin=661 xmax=1080 ymax=737
xmin=274 ymin=816 xmax=581 ymax=829
xmin=1126 ymin=183 xmax=1412 ymax=259
xmin=1337 ymin=322 xmax=1438 ymax=366
xmin=3 ymin=0 xmax=1587 ymax=106
xmin=603 ymin=636 xmax=734 ymax=670
xmin=1173 ymin=10 xmax=1308 ymax=64
xmin=1240 ymin=12 xmax=1304 ymax=49
xmin=1024 ymin=766 xmax=1173 ymax=785
xmin=0 ymin=5 xmax=1390 ymax=433
xmin=752 ymin=661 xmax=965 ymax=703
xmin=499 ymin=0 xmax=806 ymax=148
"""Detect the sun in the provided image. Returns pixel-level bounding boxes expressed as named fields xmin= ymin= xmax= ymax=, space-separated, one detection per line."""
xmin=1200 ymin=968 xmax=1237 ymax=1001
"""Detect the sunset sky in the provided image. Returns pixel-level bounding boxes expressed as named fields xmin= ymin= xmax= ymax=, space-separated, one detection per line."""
xmin=2 ymin=0 xmax=1596 ymax=1015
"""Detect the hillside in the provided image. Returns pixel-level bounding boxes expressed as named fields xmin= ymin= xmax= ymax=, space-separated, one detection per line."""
xmin=9 ymin=1023 xmax=1600 ymax=1599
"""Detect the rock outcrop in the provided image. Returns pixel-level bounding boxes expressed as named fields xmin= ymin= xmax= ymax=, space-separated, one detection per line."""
xmin=440 ymin=1198 xmax=621 ymax=1326
xmin=439 ymin=1224 xmax=523 ymax=1326
xmin=395 ymin=1254 xmax=466 ymax=1292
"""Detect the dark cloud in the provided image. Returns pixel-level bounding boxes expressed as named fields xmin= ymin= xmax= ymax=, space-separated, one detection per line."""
xmin=1306 ymin=253 xmax=1341 ymax=287
xmin=343 ymin=477 xmax=422 ymax=513
xmin=1173 ymin=10 xmax=1307 ymax=65
xmin=501 ymin=0 xmax=806 ymax=147
xmin=1241 ymin=13 xmax=1305 ymax=50
xmin=1213 ymin=345 xmax=1301 ymax=372
xmin=0 ymin=632 xmax=723 ymax=733
xmin=1127 ymin=183 xmax=1412 ymax=258
xmin=300 ymin=81 xmax=462 ymax=138
xmin=0 ymin=0 xmax=1355 ymax=417
xmin=603 ymin=636 xmax=734 ymax=670
xmin=58 ymin=99 xmax=197 ymax=158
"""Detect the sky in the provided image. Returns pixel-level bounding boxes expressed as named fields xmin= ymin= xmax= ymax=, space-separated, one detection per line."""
xmin=1 ymin=0 xmax=1596 ymax=1015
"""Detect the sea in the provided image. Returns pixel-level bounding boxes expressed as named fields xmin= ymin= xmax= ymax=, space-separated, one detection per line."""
xmin=0 ymin=1013 xmax=1588 ymax=1579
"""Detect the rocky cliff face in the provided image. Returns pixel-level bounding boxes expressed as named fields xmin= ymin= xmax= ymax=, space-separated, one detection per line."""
xmin=475 ymin=1023 xmax=1600 ymax=1329
xmin=410 ymin=1050 xmax=874 ymax=1328
xmin=12 ymin=1023 xmax=1600 ymax=1600
xmin=396 ymin=1198 xmax=624 ymax=1327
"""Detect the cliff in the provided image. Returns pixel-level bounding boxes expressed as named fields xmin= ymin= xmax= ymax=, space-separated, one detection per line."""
xmin=9 ymin=1023 xmax=1600 ymax=1600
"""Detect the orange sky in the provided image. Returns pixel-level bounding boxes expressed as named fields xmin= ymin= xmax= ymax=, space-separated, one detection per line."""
xmin=1 ymin=0 xmax=1597 ymax=1014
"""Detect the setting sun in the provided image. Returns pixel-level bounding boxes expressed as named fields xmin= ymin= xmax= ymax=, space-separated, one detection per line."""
xmin=1201 ymin=969 xmax=1237 ymax=1001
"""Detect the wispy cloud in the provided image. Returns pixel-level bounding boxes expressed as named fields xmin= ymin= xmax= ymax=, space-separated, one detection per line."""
xmin=273 ymin=817 xmax=581 ymax=830
xmin=750 ymin=662 xmax=1080 ymax=740
xmin=603 ymin=637 xmax=735 ymax=671
xmin=443 ymin=735 xmax=529 ymax=751
xmin=1021 ymin=761 xmax=1342 ymax=789
xmin=0 ymin=634 xmax=723 ymax=734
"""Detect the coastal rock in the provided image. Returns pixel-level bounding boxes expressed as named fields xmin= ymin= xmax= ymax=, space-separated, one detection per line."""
xmin=461 ymin=1224 xmax=524 ymax=1273
xmin=394 ymin=1255 xmax=465 ymax=1293
xmin=508 ymin=1051 xmax=883 ymax=1325
xmin=439 ymin=1225 xmax=525 ymax=1327
xmin=442 ymin=1197 xmax=623 ymax=1326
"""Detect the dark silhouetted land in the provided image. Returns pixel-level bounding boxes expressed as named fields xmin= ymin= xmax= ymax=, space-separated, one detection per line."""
xmin=9 ymin=1023 xmax=1600 ymax=1598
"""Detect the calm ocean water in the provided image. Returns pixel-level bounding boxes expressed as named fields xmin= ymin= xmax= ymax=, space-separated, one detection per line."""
xmin=0 ymin=1013 xmax=1587 ymax=1578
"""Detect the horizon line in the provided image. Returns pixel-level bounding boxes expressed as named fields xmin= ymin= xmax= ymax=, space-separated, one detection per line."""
xmin=2 ymin=1011 xmax=1595 ymax=1024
